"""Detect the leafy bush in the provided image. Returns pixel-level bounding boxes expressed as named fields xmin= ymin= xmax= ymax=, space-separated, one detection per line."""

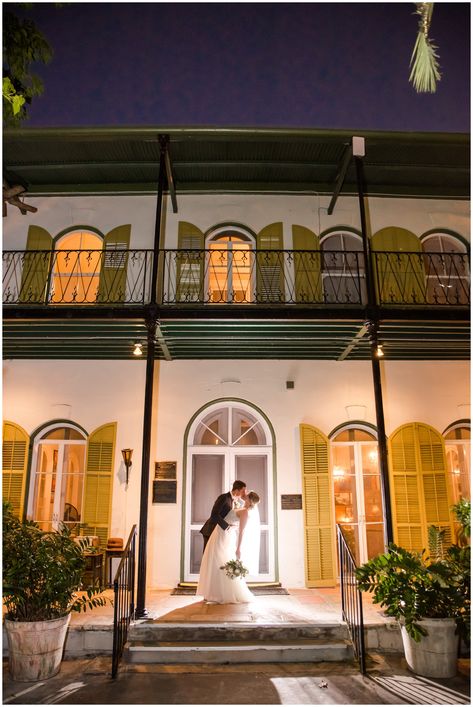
xmin=3 ymin=502 xmax=108 ymax=621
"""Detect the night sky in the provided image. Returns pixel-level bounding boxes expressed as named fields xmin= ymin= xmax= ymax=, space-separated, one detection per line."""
xmin=10 ymin=2 xmax=470 ymax=131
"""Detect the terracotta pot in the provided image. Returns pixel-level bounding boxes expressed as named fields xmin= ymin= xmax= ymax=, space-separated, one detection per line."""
xmin=5 ymin=614 xmax=71 ymax=682
xmin=400 ymin=617 xmax=458 ymax=678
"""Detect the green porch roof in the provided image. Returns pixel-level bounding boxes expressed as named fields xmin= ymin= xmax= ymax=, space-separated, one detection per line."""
xmin=3 ymin=126 xmax=470 ymax=198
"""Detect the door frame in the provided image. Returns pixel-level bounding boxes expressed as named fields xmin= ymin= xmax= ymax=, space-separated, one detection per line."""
xmin=181 ymin=398 xmax=278 ymax=584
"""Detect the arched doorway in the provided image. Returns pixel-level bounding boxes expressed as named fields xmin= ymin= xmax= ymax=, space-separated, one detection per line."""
xmin=330 ymin=424 xmax=385 ymax=565
xmin=51 ymin=229 xmax=103 ymax=303
xmin=27 ymin=422 xmax=88 ymax=533
xmin=183 ymin=400 xmax=276 ymax=583
xmin=206 ymin=228 xmax=254 ymax=303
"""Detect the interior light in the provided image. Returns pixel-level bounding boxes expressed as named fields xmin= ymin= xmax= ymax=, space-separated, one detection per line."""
xmin=376 ymin=344 xmax=384 ymax=357
xmin=368 ymin=449 xmax=379 ymax=464
xmin=133 ymin=341 xmax=143 ymax=356
xmin=333 ymin=465 xmax=346 ymax=477
xmin=453 ymin=467 xmax=461 ymax=475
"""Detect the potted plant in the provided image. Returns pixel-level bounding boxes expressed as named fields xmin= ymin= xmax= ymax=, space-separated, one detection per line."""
xmin=355 ymin=500 xmax=470 ymax=678
xmin=3 ymin=502 xmax=109 ymax=682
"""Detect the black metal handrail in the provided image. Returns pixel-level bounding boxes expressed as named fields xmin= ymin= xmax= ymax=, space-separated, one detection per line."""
xmin=111 ymin=525 xmax=137 ymax=679
xmin=337 ymin=524 xmax=366 ymax=674
xmin=3 ymin=248 xmax=469 ymax=307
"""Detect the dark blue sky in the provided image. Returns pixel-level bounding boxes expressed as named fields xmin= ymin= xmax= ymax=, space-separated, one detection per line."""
xmin=15 ymin=2 xmax=471 ymax=131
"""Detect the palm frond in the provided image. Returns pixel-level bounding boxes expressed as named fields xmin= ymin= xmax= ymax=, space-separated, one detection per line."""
xmin=409 ymin=3 xmax=441 ymax=93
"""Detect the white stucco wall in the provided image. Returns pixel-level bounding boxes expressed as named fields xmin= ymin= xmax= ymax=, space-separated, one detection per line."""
xmin=3 ymin=193 xmax=470 ymax=250
xmin=3 ymin=357 xmax=469 ymax=589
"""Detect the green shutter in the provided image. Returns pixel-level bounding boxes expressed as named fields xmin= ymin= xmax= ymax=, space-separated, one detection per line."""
xmin=388 ymin=422 xmax=454 ymax=552
xmin=256 ymin=223 xmax=284 ymax=302
xmin=81 ymin=423 xmax=116 ymax=548
xmin=176 ymin=221 xmax=205 ymax=302
xmin=2 ymin=421 xmax=29 ymax=519
xmin=292 ymin=225 xmax=322 ymax=303
xmin=371 ymin=227 xmax=426 ymax=304
xmin=300 ymin=424 xmax=336 ymax=587
xmin=97 ymin=225 xmax=131 ymax=303
xmin=19 ymin=226 xmax=53 ymax=303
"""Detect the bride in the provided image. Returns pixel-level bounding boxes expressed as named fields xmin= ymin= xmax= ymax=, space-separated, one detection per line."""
xmin=197 ymin=491 xmax=260 ymax=604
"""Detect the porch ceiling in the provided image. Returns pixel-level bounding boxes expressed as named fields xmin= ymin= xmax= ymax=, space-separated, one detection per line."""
xmin=2 ymin=317 xmax=469 ymax=361
xmin=3 ymin=127 xmax=469 ymax=198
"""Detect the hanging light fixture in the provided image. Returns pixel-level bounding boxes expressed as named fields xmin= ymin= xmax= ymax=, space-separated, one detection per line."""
xmin=376 ymin=343 xmax=384 ymax=357
xmin=133 ymin=341 xmax=143 ymax=356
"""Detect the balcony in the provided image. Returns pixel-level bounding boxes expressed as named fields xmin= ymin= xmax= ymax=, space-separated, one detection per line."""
xmin=3 ymin=248 xmax=470 ymax=309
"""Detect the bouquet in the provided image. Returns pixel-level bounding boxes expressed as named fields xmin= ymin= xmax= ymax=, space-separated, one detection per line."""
xmin=220 ymin=559 xmax=249 ymax=580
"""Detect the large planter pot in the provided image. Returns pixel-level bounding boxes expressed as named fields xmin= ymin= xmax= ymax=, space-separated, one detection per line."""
xmin=400 ymin=617 xmax=458 ymax=678
xmin=5 ymin=614 xmax=71 ymax=682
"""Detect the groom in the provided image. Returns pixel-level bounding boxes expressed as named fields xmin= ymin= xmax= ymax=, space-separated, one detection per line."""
xmin=200 ymin=480 xmax=247 ymax=552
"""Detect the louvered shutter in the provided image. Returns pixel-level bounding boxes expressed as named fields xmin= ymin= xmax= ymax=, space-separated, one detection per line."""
xmin=292 ymin=226 xmax=323 ymax=303
xmin=371 ymin=227 xmax=425 ymax=304
xmin=300 ymin=424 xmax=336 ymax=587
xmin=19 ymin=226 xmax=53 ymax=303
xmin=256 ymin=223 xmax=284 ymax=302
xmin=81 ymin=423 xmax=116 ymax=548
xmin=389 ymin=423 xmax=454 ymax=552
xmin=176 ymin=222 xmax=205 ymax=302
xmin=97 ymin=225 xmax=131 ymax=303
xmin=2 ymin=422 xmax=29 ymax=519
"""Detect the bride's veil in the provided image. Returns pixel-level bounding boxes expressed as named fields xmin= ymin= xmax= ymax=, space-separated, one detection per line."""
xmin=243 ymin=504 xmax=261 ymax=575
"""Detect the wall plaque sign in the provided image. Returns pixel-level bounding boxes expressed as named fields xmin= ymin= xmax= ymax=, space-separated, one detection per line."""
xmin=153 ymin=461 xmax=177 ymax=503
xmin=281 ymin=494 xmax=302 ymax=510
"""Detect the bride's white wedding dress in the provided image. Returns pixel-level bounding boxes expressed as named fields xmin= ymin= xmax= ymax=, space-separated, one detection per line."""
xmin=196 ymin=508 xmax=254 ymax=604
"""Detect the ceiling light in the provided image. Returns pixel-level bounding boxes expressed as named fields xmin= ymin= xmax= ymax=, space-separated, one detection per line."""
xmin=133 ymin=341 xmax=143 ymax=356
xmin=376 ymin=344 xmax=384 ymax=357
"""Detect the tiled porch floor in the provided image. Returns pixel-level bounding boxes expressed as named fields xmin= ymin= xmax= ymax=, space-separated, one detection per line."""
xmin=68 ymin=587 xmax=391 ymax=628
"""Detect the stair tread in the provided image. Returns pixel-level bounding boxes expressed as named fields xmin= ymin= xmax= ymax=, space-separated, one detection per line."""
xmin=129 ymin=639 xmax=349 ymax=649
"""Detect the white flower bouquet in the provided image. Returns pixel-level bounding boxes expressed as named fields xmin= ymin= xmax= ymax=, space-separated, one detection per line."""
xmin=220 ymin=559 xmax=249 ymax=579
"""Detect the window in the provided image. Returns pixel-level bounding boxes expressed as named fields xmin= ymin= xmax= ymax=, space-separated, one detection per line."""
xmin=51 ymin=231 xmax=103 ymax=303
xmin=422 ymin=233 xmax=469 ymax=305
xmin=331 ymin=425 xmax=384 ymax=564
xmin=444 ymin=424 xmax=470 ymax=503
xmin=207 ymin=232 xmax=253 ymax=303
xmin=321 ymin=231 xmax=365 ymax=304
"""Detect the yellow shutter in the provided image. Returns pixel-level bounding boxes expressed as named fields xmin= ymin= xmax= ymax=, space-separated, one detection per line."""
xmin=371 ymin=227 xmax=426 ymax=304
xmin=176 ymin=221 xmax=205 ymax=302
xmin=292 ymin=226 xmax=323 ymax=303
xmin=389 ymin=423 xmax=454 ymax=552
xmin=256 ymin=223 xmax=284 ymax=302
xmin=19 ymin=226 xmax=53 ymax=303
xmin=2 ymin=421 xmax=29 ymax=519
xmin=97 ymin=225 xmax=131 ymax=303
xmin=82 ymin=423 xmax=116 ymax=548
xmin=300 ymin=424 xmax=336 ymax=587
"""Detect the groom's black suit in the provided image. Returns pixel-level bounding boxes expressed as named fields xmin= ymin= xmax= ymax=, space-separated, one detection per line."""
xmin=200 ymin=491 xmax=233 ymax=552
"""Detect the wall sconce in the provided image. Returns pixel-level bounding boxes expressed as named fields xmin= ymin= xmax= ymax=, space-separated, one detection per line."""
xmin=376 ymin=343 xmax=384 ymax=357
xmin=121 ymin=448 xmax=133 ymax=485
xmin=133 ymin=341 xmax=143 ymax=356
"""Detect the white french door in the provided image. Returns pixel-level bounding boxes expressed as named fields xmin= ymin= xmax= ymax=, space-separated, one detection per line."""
xmin=27 ymin=430 xmax=86 ymax=533
xmin=183 ymin=402 xmax=275 ymax=583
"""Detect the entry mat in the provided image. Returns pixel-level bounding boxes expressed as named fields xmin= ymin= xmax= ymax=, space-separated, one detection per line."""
xmin=171 ymin=585 xmax=289 ymax=596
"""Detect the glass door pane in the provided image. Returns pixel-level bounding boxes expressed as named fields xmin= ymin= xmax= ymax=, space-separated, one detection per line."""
xmin=234 ymin=454 xmax=271 ymax=578
xmin=33 ymin=443 xmax=58 ymax=532
xmin=59 ymin=444 xmax=85 ymax=535
xmin=189 ymin=454 xmax=225 ymax=575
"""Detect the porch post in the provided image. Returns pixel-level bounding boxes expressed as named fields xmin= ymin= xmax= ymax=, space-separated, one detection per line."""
xmin=135 ymin=135 xmax=167 ymax=618
xmin=354 ymin=147 xmax=394 ymax=545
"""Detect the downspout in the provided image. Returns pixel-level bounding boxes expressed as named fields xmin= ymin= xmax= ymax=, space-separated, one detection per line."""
xmin=135 ymin=135 xmax=167 ymax=617
xmin=354 ymin=142 xmax=394 ymax=545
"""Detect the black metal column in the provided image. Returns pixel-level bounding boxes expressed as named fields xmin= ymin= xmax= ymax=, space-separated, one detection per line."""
xmin=135 ymin=136 xmax=167 ymax=618
xmin=355 ymin=154 xmax=394 ymax=545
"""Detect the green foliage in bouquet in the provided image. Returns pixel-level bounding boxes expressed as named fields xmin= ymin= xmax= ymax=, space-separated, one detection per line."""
xmin=220 ymin=559 xmax=249 ymax=580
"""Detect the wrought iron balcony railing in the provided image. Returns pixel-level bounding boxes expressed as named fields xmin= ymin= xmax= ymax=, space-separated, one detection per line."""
xmin=2 ymin=248 xmax=470 ymax=307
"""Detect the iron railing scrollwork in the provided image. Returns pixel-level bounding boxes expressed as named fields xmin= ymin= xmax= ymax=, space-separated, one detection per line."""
xmin=111 ymin=524 xmax=137 ymax=679
xmin=337 ymin=524 xmax=366 ymax=674
xmin=2 ymin=248 xmax=469 ymax=307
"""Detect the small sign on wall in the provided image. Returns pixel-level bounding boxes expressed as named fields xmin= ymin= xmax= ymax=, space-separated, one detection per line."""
xmin=281 ymin=494 xmax=302 ymax=510
xmin=153 ymin=461 xmax=177 ymax=503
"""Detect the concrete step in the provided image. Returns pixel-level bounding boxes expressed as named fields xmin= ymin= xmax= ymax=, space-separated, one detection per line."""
xmin=125 ymin=638 xmax=353 ymax=664
xmin=129 ymin=621 xmax=349 ymax=644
